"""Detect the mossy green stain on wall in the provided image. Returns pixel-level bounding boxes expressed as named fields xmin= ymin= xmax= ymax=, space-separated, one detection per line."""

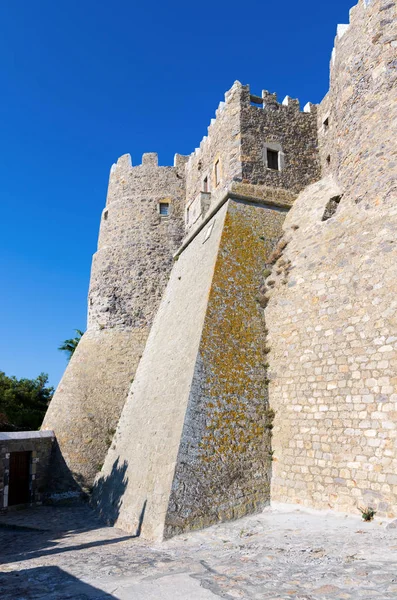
xmin=164 ymin=200 xmax=286 ymax=537
xmin=200 ymin=203 xmax=278 ymax=456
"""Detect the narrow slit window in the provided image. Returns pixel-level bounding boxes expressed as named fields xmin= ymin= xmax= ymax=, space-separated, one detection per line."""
xmin=267 ymin=149 xmax=279 ymax=171
xmin=159 ymin=202 xmax=170 ymax=216
xmin=214 ymin=160 xmax=220 ymax=187
xmin=323 ymin=117 xmax=329 ymax=132
xmin=103 ymin=210 xmax=108 ymax=220
xmin=203 ymin=176 xmax=208 ymax=193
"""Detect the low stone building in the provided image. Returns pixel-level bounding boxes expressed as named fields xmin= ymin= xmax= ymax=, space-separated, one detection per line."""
xmin=0 ymin=431 xmax=54 ymax=511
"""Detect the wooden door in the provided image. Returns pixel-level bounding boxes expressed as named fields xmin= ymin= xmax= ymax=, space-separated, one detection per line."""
xmin=8 ymin=451 xmax=31 ymax=506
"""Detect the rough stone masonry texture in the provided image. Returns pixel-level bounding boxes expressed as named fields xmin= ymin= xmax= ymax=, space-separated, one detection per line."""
xmin=42 ymin=152 xmax=188 ymax=491
xmin=267 ymin=0 xmax=397 ymax=517
xmin=43 ymin=0 xmax=397 ymax=536
xmin=93 ymin=199 xmax=286 ymax=540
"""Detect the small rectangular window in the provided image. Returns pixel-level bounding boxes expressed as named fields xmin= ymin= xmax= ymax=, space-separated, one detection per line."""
xmin=214 ymin=160 xmax=220 ymax=187
xmin=267 ymin=149 xmax=279 ymax=171
xmin=323 ymin=117 xmax=329 ymax=132
xmin=159 ymin=202 xmax=170 ymax=216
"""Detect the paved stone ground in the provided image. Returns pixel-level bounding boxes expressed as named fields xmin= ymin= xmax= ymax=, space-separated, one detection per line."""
xmin=1 ymin=503 xmax=397 ymax=599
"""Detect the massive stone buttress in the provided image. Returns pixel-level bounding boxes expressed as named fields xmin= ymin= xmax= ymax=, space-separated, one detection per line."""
xmin=92 ymin=196 xmax=288 ymax=539
xmin=92 ymin=81 xmax=321 ymax=538
xmin=42 ymin=152 xmax=187 ymax=491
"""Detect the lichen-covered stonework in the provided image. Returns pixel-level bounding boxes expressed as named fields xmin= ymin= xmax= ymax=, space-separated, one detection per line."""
xmin=164 ymin=200 xmax=286 ymax=538
xmin=92 ymin=202 xmax=231 ymax=539
xmin=43 ymin=0 xmax=397 ymax=539
xmin=92 ymin=198 xmax=286 ymax=540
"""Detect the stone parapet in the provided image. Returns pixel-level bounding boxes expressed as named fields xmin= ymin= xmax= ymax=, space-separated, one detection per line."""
xmin=179 ymin=182 xmax=294 ymax=257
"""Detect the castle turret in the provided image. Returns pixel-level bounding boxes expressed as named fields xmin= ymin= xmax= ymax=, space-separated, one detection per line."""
xmin=91 ymin=79 xmax=321 ymax=539
xmin=42 ymin=152 xmax=187 ymax=492
xmin=89 ymin=152 xmax=187 ymax=330
xmin=184 ymin=80 xmax=320 ymax=233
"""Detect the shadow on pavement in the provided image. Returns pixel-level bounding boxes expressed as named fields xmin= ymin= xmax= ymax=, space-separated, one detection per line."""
xmin=0 ymin=458 xmax=135 ymax=565
xmin=0 ymin=565 xmax=117 ymax=599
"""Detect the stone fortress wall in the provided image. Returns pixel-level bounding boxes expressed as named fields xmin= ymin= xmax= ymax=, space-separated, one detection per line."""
xmin=42 ymin=152 xmax=187 ymax=490
xmin=184 ymin=82 xmax=243 ymax=231
xmin=92 ymin=202 xmax=233 ymax=538
xmin=43 ymin=0 xmax=397 ymax=537
xmin=90 ymin=76 xmax=323 ymax=537
xmin=91 ymin=69 xmax=323 ymax=539
xmin=267 ymin=0 xmax=397 ymax=516
xmin=318 ymin=0 xmax=396 ymax=204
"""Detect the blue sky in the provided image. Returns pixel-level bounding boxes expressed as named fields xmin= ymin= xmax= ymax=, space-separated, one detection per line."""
xmin=0 ymin=0 xmax=354 ymax=387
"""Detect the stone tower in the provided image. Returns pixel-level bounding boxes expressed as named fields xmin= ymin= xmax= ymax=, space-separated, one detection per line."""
xmin=91 ymin=82 xmax=320 ymax=539
xmin=42 ymin=152 xmax=187 ymax=490
xmin=42 ymin=0 xmax=397 ymax=542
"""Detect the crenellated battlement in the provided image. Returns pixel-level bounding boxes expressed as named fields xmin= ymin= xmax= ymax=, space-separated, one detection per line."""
xmin=248 ymin=87 xmax=316 ymax=114
xmin=111 ymin=152 xmax=188 ymax=172
xmin=187 ymin=80 xmax=317 ymax=170
xmin=106 ymin=152 xmax=188 ymax=210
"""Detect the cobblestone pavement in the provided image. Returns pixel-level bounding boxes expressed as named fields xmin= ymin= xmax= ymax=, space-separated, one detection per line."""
xmin=1 ymin=503 xmax=397 ymax=599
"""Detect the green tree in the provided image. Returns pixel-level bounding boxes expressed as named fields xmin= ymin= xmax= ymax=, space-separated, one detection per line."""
xmin=0 ymin=372 xmax=54 ymax=431
xmin=58 ymin=329 xmax=84 ymax=361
